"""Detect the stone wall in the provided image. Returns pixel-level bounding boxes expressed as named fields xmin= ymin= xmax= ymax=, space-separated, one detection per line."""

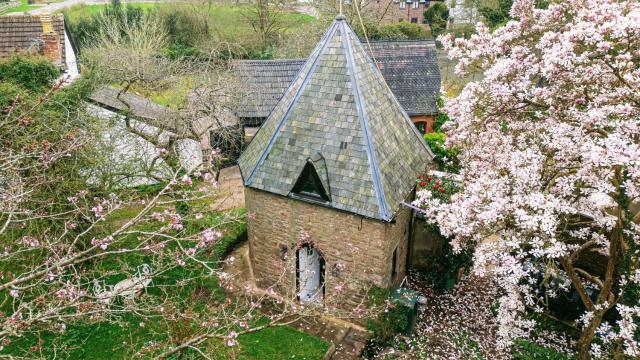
xmin=245 ymin=187 xmax=412 ymax=312
xmin=384 ymin=192 xmax=413 ymax=286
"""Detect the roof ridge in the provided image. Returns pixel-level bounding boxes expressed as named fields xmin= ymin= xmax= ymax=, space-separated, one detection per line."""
xmin=351 ymin=32 xmax=435 ymax=160
xmin=341 ymin=21 xmax=390 ymax=221
xmin=235 ymin=58 xmax=306 ymax=64
xmin=367 ymin=39 xmax=436 ymax=43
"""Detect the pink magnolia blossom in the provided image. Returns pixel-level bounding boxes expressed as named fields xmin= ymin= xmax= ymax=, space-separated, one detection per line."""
xmin=226 ymin=331 xmax=238 ymax=347
xmin=180 ymin=175 xmax=192 ymax=186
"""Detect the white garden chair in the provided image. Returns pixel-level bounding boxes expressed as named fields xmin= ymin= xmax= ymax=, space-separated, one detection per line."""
xmin=93 ymin=279 xmax=115 ymax=305
xmin=112 ymin=263 xmax=153 ymax=301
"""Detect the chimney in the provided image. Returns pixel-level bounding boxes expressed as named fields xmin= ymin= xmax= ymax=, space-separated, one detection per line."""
xmin=39 ymin=14 xmax=61 ymax=64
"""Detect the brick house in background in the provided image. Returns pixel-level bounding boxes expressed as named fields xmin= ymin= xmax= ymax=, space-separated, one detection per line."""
xmin=233 ymin=40 xmax=441 ymax=135
xmin=238 ymin=15 xmax=434 ymax=310
xmin=377 ymin=0 xmax=446 ymax=25
xmin=0 ymin=13 xmax=78 ymax=78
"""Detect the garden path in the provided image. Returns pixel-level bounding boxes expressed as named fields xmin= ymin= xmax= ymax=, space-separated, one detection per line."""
xmin=8 ymin=0 xmax=165 ymax=15
xmin=210 ymin=165 xmax=244 ymax=211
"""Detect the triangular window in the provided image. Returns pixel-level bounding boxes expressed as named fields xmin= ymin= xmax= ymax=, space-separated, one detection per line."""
xmin=291 ymin=162 xmax=330 ymax=202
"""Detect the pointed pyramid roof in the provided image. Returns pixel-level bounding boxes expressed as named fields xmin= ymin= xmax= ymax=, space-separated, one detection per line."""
xmin=238 ymin=15 xmax=433 ymax=221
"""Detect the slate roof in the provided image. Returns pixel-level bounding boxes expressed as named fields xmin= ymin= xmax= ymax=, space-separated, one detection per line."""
xmin=233 ymin=59 xmax=306 ymax=119
xmin=90 ymin=86 xmax=240 ymax=137
xmin=90 ymin=86 xmax=179 ymax=129
xmin=238 ymin=15 xmax=432 ymax=221
xmin=0 ymin=14 xmax=66 ymax=69
xmin=233 ymin=40 xmax=439 ymax=118
xmin=365 ymin=40 xmax=440 ymax=115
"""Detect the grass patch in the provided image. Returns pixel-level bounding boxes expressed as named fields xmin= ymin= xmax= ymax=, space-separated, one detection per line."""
xmin=237 ymin=325 xmax=329 ymax=360
xmin=59 ymin=2 xmax=159 ymax=22
xmin=3 ymin=0 xmax=41 ymax=14
xmin=4 ymin=314 xmax=166 ymax=359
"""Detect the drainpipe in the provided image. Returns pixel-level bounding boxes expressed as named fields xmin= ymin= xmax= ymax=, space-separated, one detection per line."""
xmin=406 ymin=187 xmax=417 ymax=274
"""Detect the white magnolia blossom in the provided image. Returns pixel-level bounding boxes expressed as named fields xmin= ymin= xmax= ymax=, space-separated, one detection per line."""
xmin=414 ymin=0 xmax=640 ymax=357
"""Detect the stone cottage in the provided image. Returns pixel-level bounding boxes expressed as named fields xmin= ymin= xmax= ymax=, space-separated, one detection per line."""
xmin=238 ymin=15 xmax=433 ymax=310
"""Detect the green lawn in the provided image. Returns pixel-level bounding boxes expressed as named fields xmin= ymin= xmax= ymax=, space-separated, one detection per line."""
xmin=195 ymin=4 xmax=315 ymax=38
xmin=60 ymin=2 xmax=159 ymax=22
xmin=6 ymin=320 xmax=328 ymax=359
xmin=60 ymin=2 xmax=314 ymax=27
xmin=60 ymin=2 xmax=315 ymax=48
xmin=238 ymin=325 xmax=329 ymax=360
xmin=3 ymin=0 xmax=41 ymax=14
xmin=2 ymin=207 xmax=328 ymax=359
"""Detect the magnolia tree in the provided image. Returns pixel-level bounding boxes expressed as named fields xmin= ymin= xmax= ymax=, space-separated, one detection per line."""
xmin=0 ymin=70 xmax=264 ymax=356
xmin=414 ymin=0 xmax=640 ymax=358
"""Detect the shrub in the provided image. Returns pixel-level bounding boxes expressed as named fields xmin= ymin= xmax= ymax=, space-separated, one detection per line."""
xmin=423 ymin=131 xmax=445 ymax=144
xmin=386 ymin=22 xmax=428 ymax=39
xmin=434 ymin=95 xmax=449 ymax=132
xmin=363 ymin=301 xmax=412 ymax=358
xmin=424 ymin=2 xmax=449 ymax=37
xmin=159 ymin=6 xmax=210 ymax=48
xmin=357 ymin=21 xmax=429 ymax=41
xmin=416 ymin=173 xmax=458 ymax=201
xmin=424 ymin=132 xmax=460 ymax=173
xmin=66 ymin=0 xmax=148 ymax=50
xmin=423 ymin=95 xmax=460 ymax=173
xmin=0 ymin=56 xmax=59 ymax=91
xmin=162 ymin=42 xmax=203 ymax=60
xmin=0 ymin=82 xmax=26 ymax=109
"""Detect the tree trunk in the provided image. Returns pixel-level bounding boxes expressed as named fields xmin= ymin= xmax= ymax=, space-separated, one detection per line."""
xmin=577 ymin=311 xmax=604 ymax=359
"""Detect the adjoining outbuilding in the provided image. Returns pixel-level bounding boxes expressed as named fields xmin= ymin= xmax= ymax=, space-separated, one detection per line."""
xmin=238 ymin=15 xmax=434 ymax=311
xmin=233 ymin=39 xmax=441 ymax=136
xmin=0 ymin=13 xmax=79 ymax=80
xmin=88 ymin=86 xmax=243 ymax=186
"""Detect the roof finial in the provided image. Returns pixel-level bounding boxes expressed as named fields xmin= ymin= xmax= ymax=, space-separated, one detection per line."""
xmin=335 ymin=0 xmax=346 ymax=20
